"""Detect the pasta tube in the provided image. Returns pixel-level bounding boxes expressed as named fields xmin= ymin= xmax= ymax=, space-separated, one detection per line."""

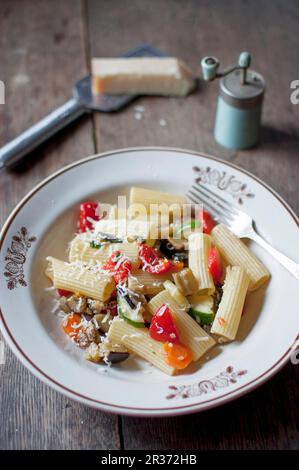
xmin=172 ymin=267 xmax=198 ymax=296
xmin=188 ymin=233 xmax=215 ymax=294
xmin=147 ymin=290 xmax=216 ymax=361
xmin=112 ymin=242 xmax=140 ymax=268
xmin=69 ymin=237 xmax=111 ymax=264
xmin=128 ymin=270 xmax=173 ymax=295
xmin=69 ymin=237 xmax=140 ymax=268
xmin=46 ymin=256 xmax=115 ymax=301
xmin=130 ymin=187 xmax=187 ymax=213
xmin=211 ymin=266 xmax=250 ymax=341
xmin=211 ymin=224 xmax=270 ymax=291
xmin=108 ymin=317 xmax=176 ymax=375
xmin=163 ymin=280 xmax=190 ymax=310
xmin=45 ymin=261 xmax=53 ymax=281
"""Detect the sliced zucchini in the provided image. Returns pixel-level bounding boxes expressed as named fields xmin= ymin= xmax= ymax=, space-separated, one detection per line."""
xmin=174 ymin=219 xmax=201 ymax=238
xmin=117 ymin=293 xmax=145 ymax=328
xmin=188 ymin=294 xmax=214 ymax=325
xmin=163 ymin=280 xmax=190 ymax=310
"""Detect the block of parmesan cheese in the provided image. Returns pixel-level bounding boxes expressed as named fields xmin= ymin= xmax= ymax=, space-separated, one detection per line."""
xmin=91 ymin=57 xmax=195 ymax=97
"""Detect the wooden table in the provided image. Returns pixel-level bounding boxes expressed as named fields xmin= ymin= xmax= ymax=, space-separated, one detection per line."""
xmin=0 ymin=0 xmax=298 ymax=450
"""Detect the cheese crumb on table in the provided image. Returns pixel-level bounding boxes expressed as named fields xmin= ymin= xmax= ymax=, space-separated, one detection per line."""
xmin=134 ymin=111 xmax=143 ymax=120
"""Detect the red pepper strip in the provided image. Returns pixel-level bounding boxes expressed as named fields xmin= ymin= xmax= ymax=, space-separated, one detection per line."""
xmin=208 ymin=247 xmax=223 ymax=285
xmin=102 ymin=250 xmax=132 ymax=284
xmin=57 ymin=289 xmax=73 ymax=297
xmin=78 ymin=202 xmax=101 ymax=233
xmin=139 ymin=244 xmax=172 ymax=274
xmin=196 ymin=208 xmax=216 ymax=234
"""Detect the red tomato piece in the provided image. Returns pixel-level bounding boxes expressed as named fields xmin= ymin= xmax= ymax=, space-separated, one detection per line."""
xmin=78 ymin=202 xmax=100 ymax=233
xmin=57 ymin=289 xmax=72 ymax=297
xmin=149 ymin=304 xmax=180 ymax=344
xmin=102 ymin=250 xmax=132 ymax=284
xmin=208 ymin=247 xmax=223 ymax=285
xmin=139 ymin=244 xmax=172 ymax=274
xmin=196 ymin=208 xmax=216 ymax=234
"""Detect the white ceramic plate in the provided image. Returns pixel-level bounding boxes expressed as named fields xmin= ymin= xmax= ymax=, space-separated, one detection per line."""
xmin=1 ymin=148 xmax=298 ymax=417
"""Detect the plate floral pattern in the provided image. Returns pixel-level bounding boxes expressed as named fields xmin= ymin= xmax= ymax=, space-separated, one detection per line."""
xmin=3 ymin=227 xmax=36 ymax=290
xmin=166 ymin=366 xmax=248 ymax=399
xmin=193 ymin=166 xmax=255 ymax=204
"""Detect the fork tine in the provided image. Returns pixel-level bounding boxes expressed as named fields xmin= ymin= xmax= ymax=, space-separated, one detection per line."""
xmin=191 ymin=185 xmax=235 ymax=221
xmin=187 ymin=190 xmax=228 ymax=225
xmin=194 ymin=183 xmax=239 ymax=215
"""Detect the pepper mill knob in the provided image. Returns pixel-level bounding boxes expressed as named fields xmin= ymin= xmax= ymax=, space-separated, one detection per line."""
xmin=238 ymin=51 xmax=251 ymax=69
xmin=201 ymin=51 xmax=252 ymax=82
xmin=201 ymin=56 xmax=220 ymax=81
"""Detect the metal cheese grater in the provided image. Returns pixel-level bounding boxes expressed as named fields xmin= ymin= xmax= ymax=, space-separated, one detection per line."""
xmin=201 ymin=52 xmax=265 ymax=150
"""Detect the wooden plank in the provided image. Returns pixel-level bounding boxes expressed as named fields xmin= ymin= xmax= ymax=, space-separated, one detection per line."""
xmin=0 ymin=0 xmax=120 ymax=450
xmin=87 ymin=0 xmax=299 ymax=450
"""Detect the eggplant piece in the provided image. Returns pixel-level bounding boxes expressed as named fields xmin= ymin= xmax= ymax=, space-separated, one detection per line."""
xmin=107 ymin=351 xmax=130 ymax=364
xmin=159 ymin=239 xmax=178 ymax=258
xmin=214 ymin=284 xmax=223 ymax=311
xmin=66 ymin=295 xmax=87 ymax=313
xmin=159 ymin=239 xmax=187 ymax=261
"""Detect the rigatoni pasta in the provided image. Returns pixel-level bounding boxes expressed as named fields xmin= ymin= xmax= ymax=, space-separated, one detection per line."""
xmin=130 ymin=186 xmax=187 ymax=213
xmin=69 ymin=236 xmax=140 ymax=268
xmin=69 ymin=237 xmax=111 ymax=264
xmin=46 ymin=256 xmax=115 ymax=301
xmin=128 ymin=270 xmax=173 ymax=295
xmin=108 ymin=317 xmax=176 ymax=375
xmin=188 ymin=233 xmax=215 ymax=294
xmin=211 ymin=224 xmax=270 ymax=291
xmin=211 ymin=266 xmax=250 ymax=341
xmin=172 ymin=267 xmax=198 ymax=296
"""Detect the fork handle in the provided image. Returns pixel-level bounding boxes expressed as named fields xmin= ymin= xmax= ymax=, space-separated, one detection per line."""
xmin=249 ymin=231 xmax=299 ymax=280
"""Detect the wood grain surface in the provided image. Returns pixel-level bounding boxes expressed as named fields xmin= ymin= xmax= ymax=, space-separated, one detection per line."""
xmin=0 ymin=0 xmax=298 ymax=450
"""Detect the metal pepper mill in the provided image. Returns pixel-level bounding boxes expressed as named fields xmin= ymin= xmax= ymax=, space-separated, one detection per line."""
xmin=201 ymin=52 xmax=265 ymax=150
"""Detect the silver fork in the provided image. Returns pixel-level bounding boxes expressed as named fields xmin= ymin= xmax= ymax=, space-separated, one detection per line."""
xmin=187 ymin=183 xmax=299 ymax=281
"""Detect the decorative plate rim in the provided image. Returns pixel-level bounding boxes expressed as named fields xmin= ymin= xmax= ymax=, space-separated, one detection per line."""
xmin=0 ymin=146 xmax=298 ymax=417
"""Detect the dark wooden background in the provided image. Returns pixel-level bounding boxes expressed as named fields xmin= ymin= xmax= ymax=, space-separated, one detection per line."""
xmin=0 ymin=0 xmax=298 ymax=450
